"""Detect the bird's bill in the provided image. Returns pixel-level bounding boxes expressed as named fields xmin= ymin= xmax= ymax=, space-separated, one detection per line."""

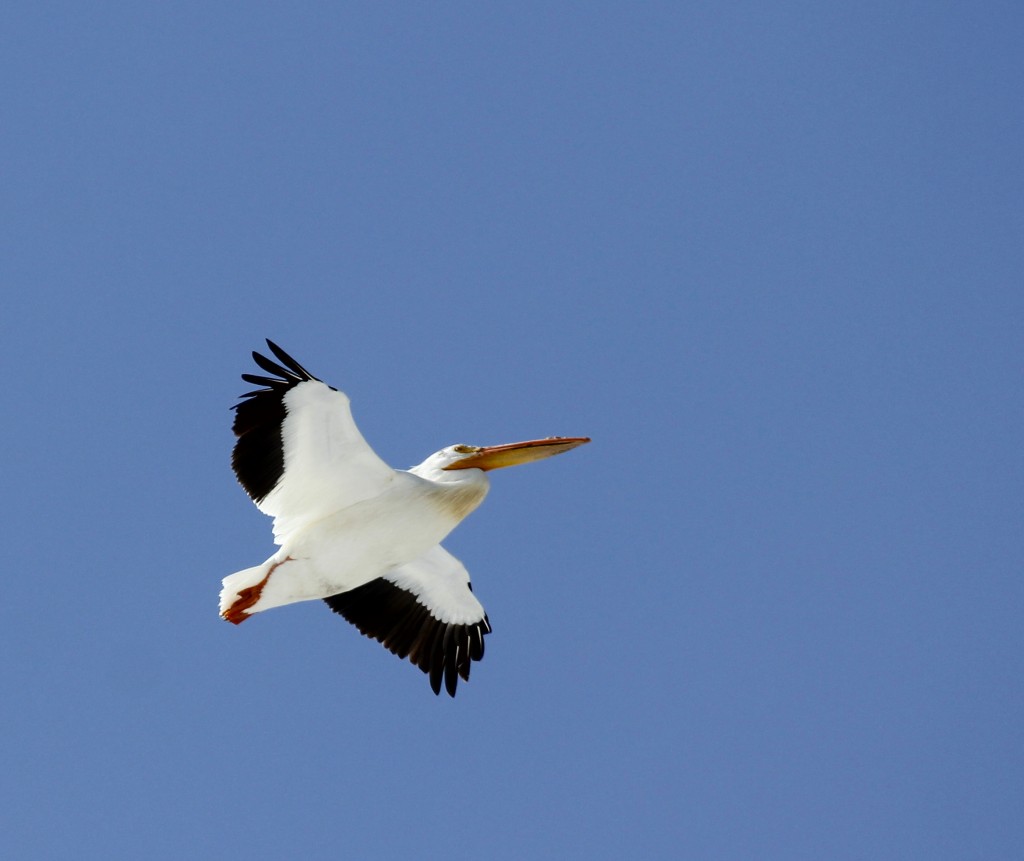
xmin=443 ymin=436 xmax=591 ymax=471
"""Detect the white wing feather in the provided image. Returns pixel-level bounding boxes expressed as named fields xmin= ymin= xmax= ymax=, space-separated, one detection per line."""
xmin=260 ymin=380 xmax=397 ymax=544
xmin=385 ymin=545 xmax=487 ymax=625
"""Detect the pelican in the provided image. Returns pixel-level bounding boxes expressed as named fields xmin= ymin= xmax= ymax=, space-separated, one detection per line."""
xmin=220 ymin=340 xmax=590 ymax=696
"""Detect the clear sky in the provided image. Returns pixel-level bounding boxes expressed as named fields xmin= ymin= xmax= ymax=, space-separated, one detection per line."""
xmin=1 ymin=3 xmax=1021 ymax=859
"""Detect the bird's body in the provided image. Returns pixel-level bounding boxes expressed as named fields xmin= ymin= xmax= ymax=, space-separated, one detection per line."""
xmin=222 ymin=467 xmax=487 ymax=616
xmin=221 ymin=341 xmax=589 ymax=696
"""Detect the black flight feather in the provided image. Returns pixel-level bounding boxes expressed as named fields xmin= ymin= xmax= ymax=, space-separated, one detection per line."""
xmin=324 ymin=578 xmax=491 ymax=698
xmin=230 ymin=340 xmax=323 ymax=504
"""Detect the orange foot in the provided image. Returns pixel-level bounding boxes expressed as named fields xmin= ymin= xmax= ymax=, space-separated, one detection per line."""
xmin=222 ymin=557 xmax=293 ymax=625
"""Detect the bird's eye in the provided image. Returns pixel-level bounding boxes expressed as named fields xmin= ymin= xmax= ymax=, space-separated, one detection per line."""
xmin=453 ymin=444 xmax=479 ymax=454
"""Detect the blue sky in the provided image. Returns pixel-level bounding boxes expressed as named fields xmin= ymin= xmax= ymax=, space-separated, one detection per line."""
xmin=1 ymin=3 xmax=1021 ymax=858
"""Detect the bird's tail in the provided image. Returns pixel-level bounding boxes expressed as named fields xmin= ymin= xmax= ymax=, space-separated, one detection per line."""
xmin=220 ymin=555 xmax=324 ymax=623
xmin=219 ymin=562 xmax=275 ymax=624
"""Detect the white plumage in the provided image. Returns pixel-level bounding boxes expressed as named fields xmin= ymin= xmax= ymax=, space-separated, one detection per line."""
xmin=221 ymin=341 xmax=589 ymax=696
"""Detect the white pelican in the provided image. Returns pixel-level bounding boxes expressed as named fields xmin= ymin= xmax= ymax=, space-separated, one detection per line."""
xmin=220 ymin=340 xmax=589 ymax=696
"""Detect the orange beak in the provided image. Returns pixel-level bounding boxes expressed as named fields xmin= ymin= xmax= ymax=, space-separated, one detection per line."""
xmin=442 ymin=436 xmax=591 ymax=471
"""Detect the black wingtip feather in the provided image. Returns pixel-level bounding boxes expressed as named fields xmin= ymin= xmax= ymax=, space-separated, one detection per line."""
xmin=230 ymin=342 xmax=324 ymax=504
xmin=240 ymin=373 xmax=282 ymax=388
xmin=427 ymin=624 xmax=443 ymax=695
xmin=265 ymin=339 xmax=318 ymax=381
xmin=442 ymin=625 xmax=458 ymax=697
xmin=324 ymin=578 xmax=491 ymax=698
xmin=250 ymin=350 xmax=296 ymax=381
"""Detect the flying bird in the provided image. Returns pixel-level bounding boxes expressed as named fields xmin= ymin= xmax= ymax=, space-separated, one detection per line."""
xmin=220 ymin=340 xmax=590 ymax=696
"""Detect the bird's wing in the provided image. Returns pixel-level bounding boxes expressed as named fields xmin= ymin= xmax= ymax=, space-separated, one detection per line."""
xmin=323 ymin=545 xmax=492 ymax=697
xmin=231 ymin=340 xmax=396 ymax=544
